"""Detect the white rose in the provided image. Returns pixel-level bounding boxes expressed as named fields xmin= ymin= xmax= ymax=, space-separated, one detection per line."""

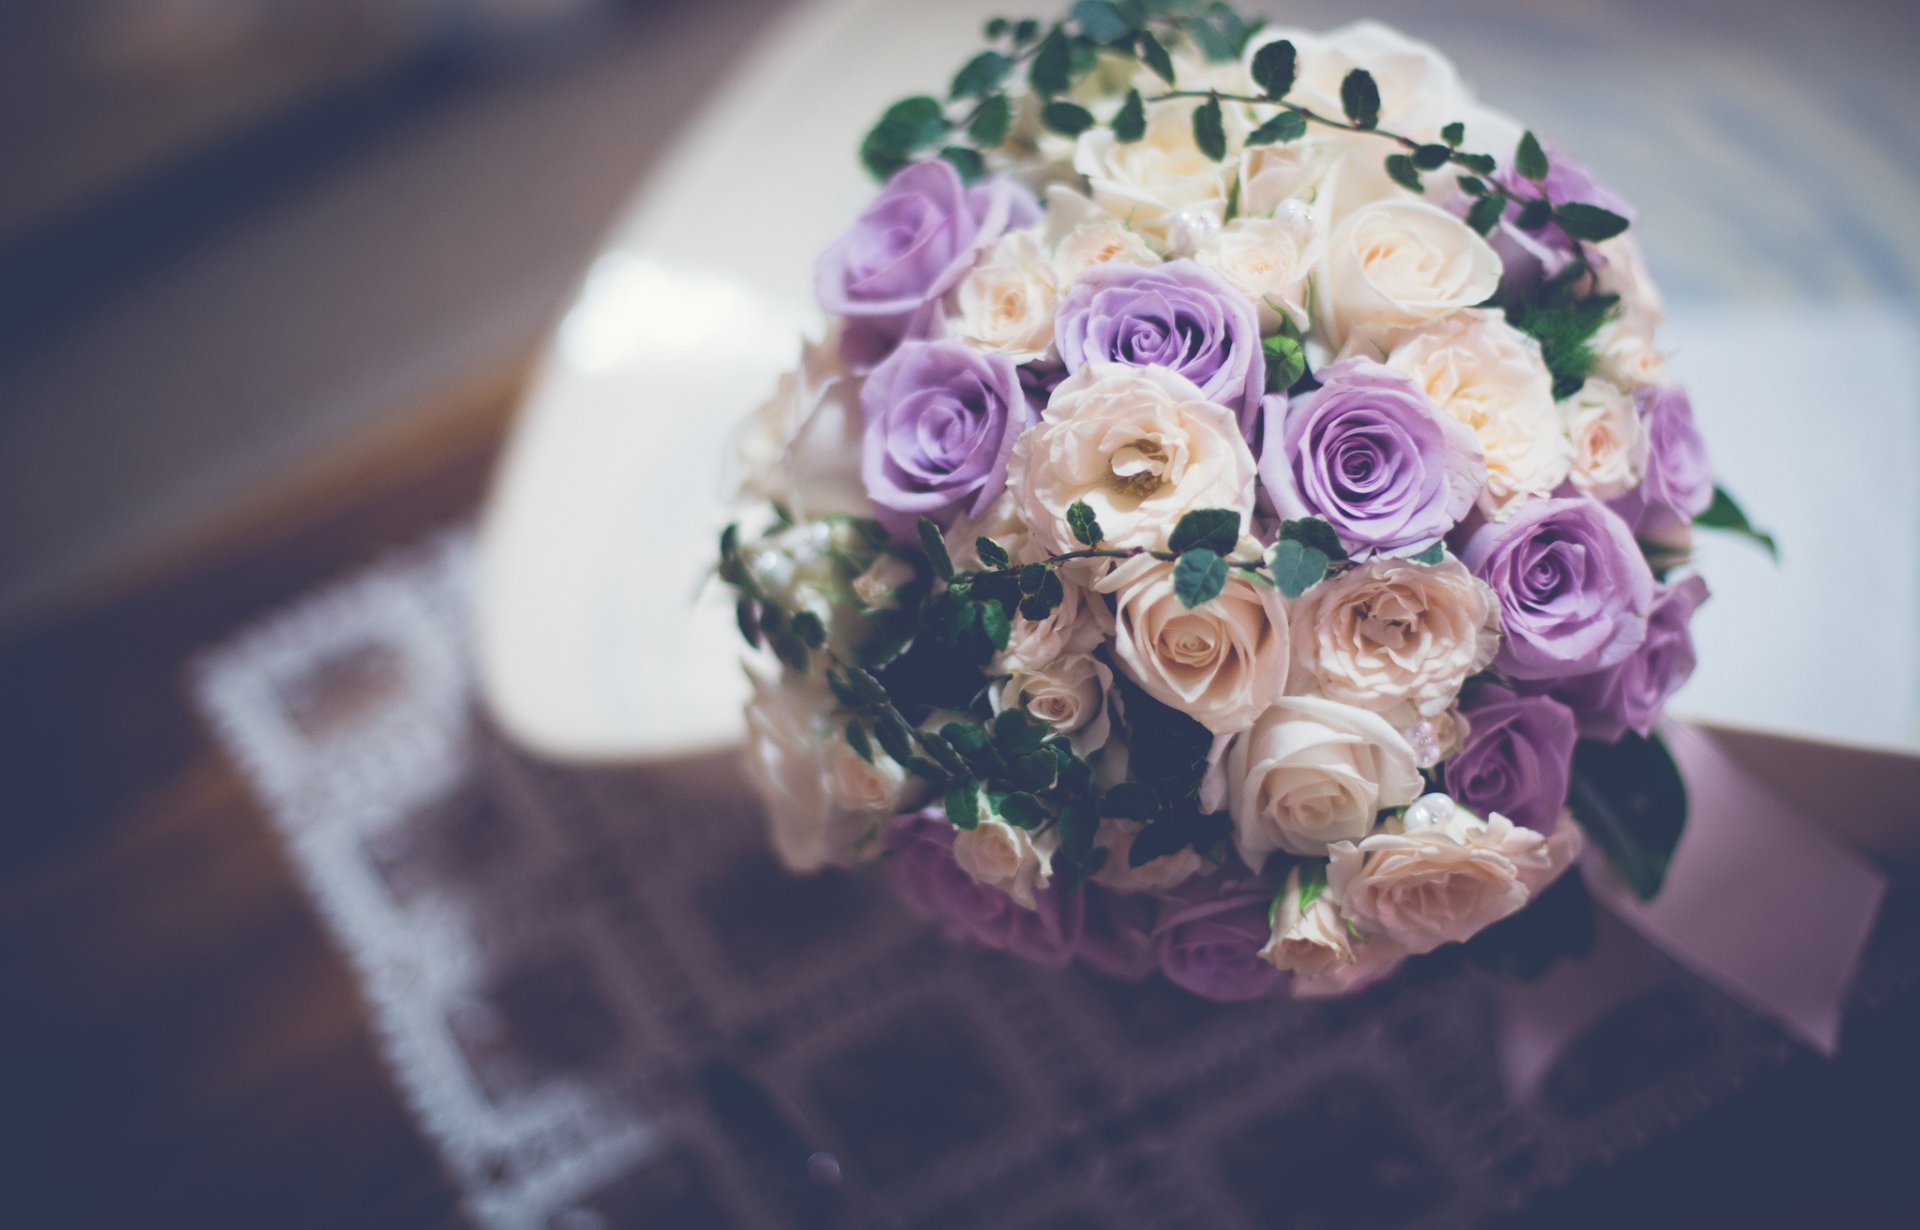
xmin=1592 ymin=320 xmax=1671 ymax=390
xmin=997 ymin=575 xmax=1113 ymax=673
xmin=952 ymin=816 xmax=1055 ymax=909
xmin=1248 ymin=22 xmax=1466 ymax=139
xmin=1089 ymin=818 xmax=1207 ymax=892
xmin=1316 ymin=200 xmax=1501 ymax=354
xmin=1073 ymin=95 xmax=1244 ymax=248
xmin=1193 ymin=206 xmax=1321 ymax=331
xmin=1044 ymin=185 xmax=1161 ymax=281
xmin=1009 ymin=362 xmax=1257 ymax=555
xmin=1290 ymin=556 xmax=1500 ymax=719
xmin=1259 ymin=866 xmax=1355 ymax=976
xmin=1327 ymin=803 xmax=1580 ymax=954
xmin=948 ymin=229 xmax=1059 ymax=363
xmin=1100 ymin=552 xmax=1290 ymax=736
xmin=1237 ymin=135 xmax=1342 ymax=220
xmin=1385 ymin=311 xmax=1571 ymax=517
xmin=1226 ymin=695 xmax=1424 ymax=864
xmin=732 ymin=331 xmax=868 ymax=519
xmin=996 ymin=652 xmax=1115 ymax=753
xmin=1592 ymin=232 xmax=1665 ymax=329
xmin=1566 ymin=377 xmax=1649 ymax=500
xmin=1290 ymin=937 xmax=1405 ymax=998
xmin=742 ymin=672 xmax=907 ymax=872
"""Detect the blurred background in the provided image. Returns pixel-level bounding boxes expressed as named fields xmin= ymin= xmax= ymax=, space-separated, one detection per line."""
xmin=1 ymin=0 xmax=1917 ymax=1227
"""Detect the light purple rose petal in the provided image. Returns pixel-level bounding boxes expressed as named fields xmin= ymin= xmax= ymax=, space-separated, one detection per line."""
xmin=1154 ymin=890 xmax=1285 ymax=1002
xmin=1609 ymin=386 xmax=1713 ymax=539
xmin=1443 ymin=683 xmax=1578 ymax=831
xmin=1486 ymin=141 xmax=1636 ymax=297
xmin=885 ymin=811 xmax=1083 ymax=969
xmin=1552 ymin=573 xmax=1710 ymax=742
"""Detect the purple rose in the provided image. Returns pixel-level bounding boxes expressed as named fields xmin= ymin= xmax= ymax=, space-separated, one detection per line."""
xmin=1443 ymin=683 xmax=1578 ymax=831
xmin=1154 ymin=890 xmax=1285 ymax=1002
xmin=1553 ymin=574 xmax=1709 ymax=742
xmin=1260 ymin=357 xmax=1484 ymax=558
xmin=1463 ymin=496 xmax=1654 ymax=682
xmin=817 ymin=160 xmax=1038 ymax=368
xmin=860 ymin=339 xmax=1032 ymax=540
xmin=1054 ymin=260 xmax=1264 ymax=437
xmin=885 ymin=812 xmax=1083 ymax=968
xmin=1487 ymin=142 xmax=1636 ymax=297
xmin=1076 ymin=885 xmax=1160 ymax=982
xmin=1608 ymin=386 xmax=1712 ymax=539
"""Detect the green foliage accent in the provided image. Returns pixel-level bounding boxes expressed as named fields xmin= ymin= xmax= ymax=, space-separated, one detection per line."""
xmin=1262 ymin=332 xmax=1306 ymax=391
xmin=1129 ymin=808 xmax=1230 ymax=867
xmin=1099 ymin=782 xmax=1160 ymax=820
xmin=1278 ymin=516 xmax=1347 ymax=561
xmin=1071 ymin=0 xmax=1134 ymax=43
xmin=941 ymin=145 xmax=985 ymax=183
xmin=789 ymin=610 xmax=826 ymax=649
xmin=916 ymin=517 xmax=954 ymax=580
xmin=1169 ymin=507 xmax=1241 ymax=555
xmin=1043 ymin=99 xmax=1096 ymax=136
xmin=1067 ymin=499 xmax=1104 ymax=546
xmin=968 ymin=94 xmax=1013 ymax=146
xmin=1412 ymin=142 xmax=1452 ymax=170
xmin=1466 ymin=194 xmax=1506 ymax=236
xmin=1267 ymin=538 xmax=1328 ymax=599
xmin=951 ymin=50 xmax=1012 ymax=99
xmin=1340 ymin=68 xmax=1380 ymax=129
xmin=1441 ymin=121 xmax=1465 ymax=147
xmin=1554 ymin=201 xmax=1632 ymax=242
xmin=1515 ymin=129 xmax=1549 ymax=182
xmin=1191 ymin=93 xmax=1227 ymax=161
xmin=1029 ymin=25 xmax=1073 ymax=94
xmin=1247 ymin=109 xmax=1307 ymax=146
xmin=1569 ymin=732 xmax=1689 ymax=901
xmin=1173 ymin=548 xmax=1229 ymax=607
xmin=975 ymin=536 xmax=1010 ymax=569
xmin=1515 ymin=197 xmax=1553 ymax=231
xmin=1410 ymin=541 xmax=1446 ymax=566
xmin=1504 ymin=289 xmax=1618 ymax=400
xmin=1695 ymin=484 xmax=1779 ymax=559
xmin=1111 ymin=88 xmax=1146 ymax=143
xmin=1297 ymin=863 xmax=1327 ymax=914
xmin=978 ymin=597 xmax=1012 ymax=651
xmin=845 ymin=720 xmax=874 ymax=764
xmin=861 ymin=96 xmax=950 ymax=180
xmin=1134 ymin=28 xmax=1175 ymax=84
xmin=944 ymin=777 xmax=982 ymax=829
xmin=1250 ymin=38 xmax=1296 ymax=99
xmin=1384 ymin=153 xmax=1423 ymax=194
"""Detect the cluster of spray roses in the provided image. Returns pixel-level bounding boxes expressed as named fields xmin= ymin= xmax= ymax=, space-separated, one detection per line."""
xmin=722 ymin=13 xmax=1734 ymax=1000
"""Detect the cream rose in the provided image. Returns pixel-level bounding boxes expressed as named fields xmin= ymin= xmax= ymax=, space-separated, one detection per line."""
xmin=1237 ymin=135 xmax=1342 ymax=220
xmin=1226 ymin=695 xmax=1424 ymax=864
xmin=1100 ymin=552 xmax=1289 ymax=736
xmin=948 ymin=229 xmax=1059 ymax=363
xmin=742 ymin=672 xmax=908 ymax=873
xmin=1008 ymin=362 xmax=1257 ymax=555
xmin=1593 ymin=320 xmax=1672 ymax=390
xmin=1259 ymin=866 xmax=1355 ymax=976
xmin=1194 ymin=206 xmax=1321 ymax=331
xmin=1290 ymin=556 xmax=1500 ymax=719
xmin=996 ymin=652 xmax=1115 ymax=753
xmin=1327 ymin=800 xmax=1581 ymax=954
xmin=1385 ymin=311 xmax=1571 ymax=517
xmin=997 ymin=575 xmax=1113 ymax=673
xmin=1593 ymin=232 xmax=1665 ymax=329
xmin=1316 ymin=200 xmax=1501 ymax=353
xmin=1091 ymin=818 xmax=1207 ymax=893
xmin=944 ymin=489 xmax=1035 ymax=572
xmin=1566 ymin=377 xmax=1649 ymax=500
xmin=732 ymin=332 xmax=867 ymax=519
xmin=1044 ymin=185 xmax=1161 ymax=281
xmin=1073 ymin=95 xmax=1243 ymax=249
xmin=952 ymin=816 xmax=1055 ymax=909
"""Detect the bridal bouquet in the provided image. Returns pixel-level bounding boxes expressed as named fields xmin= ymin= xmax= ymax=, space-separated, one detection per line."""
xmin=718 ymin=3 xmax=1770 ymax=999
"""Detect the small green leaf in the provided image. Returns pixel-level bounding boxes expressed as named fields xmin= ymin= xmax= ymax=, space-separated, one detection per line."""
xmin=1169 ymin=508 xmax=1241 ymax=555
xmin=734 ymin=598 xmax=760 ymax=647
xmin=1070 ymin=0 xmax=1134 ymax=43
xmin=860 ymin=95 xmax=950 ymax=180
xmin=1466 ymin=194 xmax=1506 ymax=235
xmin=1694 ymin=484 xmax=1779 ymax=559
xmin=1297 ymin=863 xmax=1328 ymax=914
xmin=1412 ymin=142 xmax=1452 ymax=170
xmin=1454 ymin=151 xmax=1496 ymax=175
xmin=789 ymin=609 xmax=826 ymax=649
xmin=845 ymin=720 xmax=874 ymax=764
xmin=1441 ymin=121 xmax=1465 ymax=147
xmin=1173 ymin=548 xmax=1229 ymax=608
xmin=1250 ymin=38 xmax=1297 ymax=100
xmin=1410 ymin=541 xmax=1446 ymax=566
xmin=993 ymin=708 xmax=1049 ymax=755
xmin=940 ymin=145 xmax=984 ymax=183
xmin=1012 ymin=18 xmax=1040 ymax=43
xmin=1262 ymin=333 xmax=1306 ymax=391
xmin=1279 ymin=516 xmax=1347 ymax=561
xmin=978 ymin=599 xmax=1012 ymax=651
xmin=984 ymin=17 xmax=1009 ymax=38
xmin=1570 ymin=732 xmax=1688 ymax=900
xmin=1067 ymin=499 xmax=1104 ymax=546
xmin=1267 ymin=537 xmax=1329 ymax=598
xmin=1192 ymin=93 xmax=1227 ymax=161
xmin=999 ymin=791 xmax=1046 ymax=828
xmin=871 ymin=710 xmax=917 ymax=764
xmin=916 ymin=728 xmax=965 ymax=774
xmin=1515 ymin=130 xmax=1549 ymax=183
xmin=1017 ymin=562 xmax=1049 ymax=595
xmin=1099 ymin=782 xmax=1161 ymax=821
xmin=1134 ymin=29 xmax=1175 ymax=84
xmin=1554 ymin=201 xmax=1632 ymax=242
xmin=916 ymin=517 xmax=954 ymax=580
xmin=838 ymin=662 xmax=890 ymax=708
xmin=1042 ymin=99 xmax=1095 ymax=136
xmin=1111 ymin=88 xmax=1146 ymax=143
xmin=1029 ymin=25 xmax=1072 ymax=95
xmin=950 ymin=50 xmax=1011 ymax=99
xmin=968 ymin=93 xmax=1012 ymax=146
xmin=1513 ymin=198 xmax=1551 ymax=231
xmin=1384 ymin=153 xmax=1423 ymax=194
xmin=975 ymin=536 xmax=1010 ymax=569
xmin=1246 ymin=108 xmax=1307 ymax=146
xmin=1340 ymin=68 xmax=1380 ymax=129
xmin=1458 ymin=174 xmax=1488 ymax=196
xmin=945 ymin=777 xmax=981 ymax=829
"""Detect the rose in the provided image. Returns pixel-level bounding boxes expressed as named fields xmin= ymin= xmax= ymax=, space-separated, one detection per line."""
xmin=1593 ymin=233 xmax=1665 ymax=331
xmin=1237 ymin=137 xmax=1341 ymax=220
xmin=1154 ymin=890 xmax=1287 ymax=1001
xmin=1054 ymin=260 xmax=1265 ymax=432
xmin=743 ymin=673 xmax=909 ymax=872
xmin=1328 ymin=804 xmax=1578 ymax=954
xmin=886 ymin=811 xmax=1083 ymax=968
xmin=996 ymin=574 xmax=1111 ymax=673
xmin=1259 ymin=357 xmax=1485 ymax=558
xmin=1193 ymin=208 xmax=1320 ymax=332
xmin=1077 ymin=885 xmax=1161 ymax=981
xmin=1609 ymin=386 xmax=1712 ymax=539
xmin=1072 ymin=96 xmax=1243 ymax=248
xmin=951 ymin=815 xmax=1055 ymax=910
xmin=1384 ymin=311 xmax=1570 ymax=518
xmin=1485 ymin=141 xmax=1636 ymax=296
xmin=734 ymin=331 xmax=871 ymax=520
xmin=997 ymin=653 xmax=1115 ymax=754
xmin=1314 ymin=199 xmax=1501 ymax=354
xmin=1289 ymin=555 xmax=1501 ymax=719
xmin=947 ymin=229 xmax=1059 ymax=363
xmin=1463 ymin=496 xmax=1655 ymax=682
xmin=1553 ymin=574 xmax=1709 ymax=742
xmin=1091 ymin=819 xmax=1207 ymax=893
xmin=1290 ymin=939 xmax=1405 ymax=998
xmin=1225 ymin=694 xmax=1425 ymax=863
xmin=944 ymin=489 xmax=1033 ymax=572
xmin=1043 ymin=185 xmax=1161 ymax=281
xmin=1245 ymin=22 xmax=1467 ymax=139
xmin=817 ymin=159 xmax=1038 ymax=368
xmin=1442 ymin=683 xmax=1578 ymax=830
xmin=1100 ymin=552 xmax=1290 ymax=736
xmin=1593 ymin=322 xmax=1671 ymax=390
xmin=860 ymin=339 xmax=1033 ymax=540
xmin=1008 ymin=363 xmax=1257 ymax=555
xmin=1259 ymin=866 xmax=1354 ymax=977
xmin=1566 ymin=377 xmax=1649 ymax=500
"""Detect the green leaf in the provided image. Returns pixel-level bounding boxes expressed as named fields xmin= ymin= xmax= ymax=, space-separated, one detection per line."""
xmin=1067 ymin=499 xmax=1104 ymax=546
xmin=950 ymin=50 xmax=1012 ymax=99
xmin=1191 ymin=94 xmax=1227 ymax=161
xmin=1278 ymin=515 xmax=1347 ymax=561
xmin=1516 ymin=198 xmax=1553 ymax=231
xmin=1169 ymin=507 xmax=1241 ymax=555
xmin=1071 ymin=0 xmax=1134 ymax=43
xmin=860 ymin=96 xmax=950 ymax=180
xmin=1134 ymin=29 xmax=1175 ymax=84
xmin=1339 ymin=68 xmax=1380 ymax=129
xmin=1694 ymin=484 xmax=1779 ymax=559
xmin=1569 ymin=732 xmax=1688 ymax=901
xmin=968 ymin=93 xmax=1012 ymax=146
xmin=1119 ymin=678 xmax=1214 ymax=804
xmin=944 ymin=777 xmax=982 ymax=829
xmin=1111 ymin=88 xmax=1146 ymax=143
xmin=1099 ymin=782 xmax=1161 ymax=821
xmin=978 ymin=599 xmax=1012 ymax=651
xmin=1267 ymin=537 xmax=1329 ymax=599
xmin=789 ymin=609 xmax=826 ymax=649
xmin=837 ymin=662 xmax=891 ymax=708
xmin=984 ymin=17 xmax=1009 ymax=38
xmin=1029 ymin=26 xmax=1072 ymax=95
xmin=1554 ymin=201 xmax=1632 ymax=242
xmin=916 ymin=728 xmax=966 ymax=775
xmin=1410 ymin=541 xmax=1446 ymax=566
xmin=975 ymin=536 xmax=1010 ymax=569
xmin=1384 ymin=153 xmax=1423 ymax=194
xmin=1297 ymin=863 xmax=1327 ymax=914
xmin=1173 ymin=548 xmax=1229 ymax=607
xmin=1262 ymin=333 xmax=1306 ymax=391
xmin=993 ymin=707 xmax=1050 ymax=755
xmin=1012 ymin=18 xmax=1040 ymax=43
xmin=1453 ymin=151 xmax=1496 ymax=175
xmin=845 ymin=720 xmax=874 ymax=764
xmin=1412 ymin=142 xmax=1452 ymax=170
xmin=916 ymin=517 xmax=954 ymax=580
xmin=1441 ymin=121 xmax=1465 ymax=147
xmin=1017 ymin=562 xmax=1049 ymax=595
xmin=1042 ymin=99 xmax=1096 ymax=136
xmin=734 ymin=598 xmax=760 ymax=647
xmin=940 ymin=145 xmax=984 ymax=184
xmin=1246 ymin=108 xmax=1307 ymax=146
xmin=1515 ymin=130 xmax=1549 ymax=183
xmin=999 ymin=791 xmax=1046 ymax=829
xmin=1457 ymin=174 xmax=1487 ymax=196
xmin=1250 ymin=38 xmax=1297 ymax=99
xmin=1466 ymin=193 xmax=1506 ymax=236
xmin=1505 ymin=291 xmax=1618 ymax=401
xmin=871 ymin=710 xmax=917 ymax=764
